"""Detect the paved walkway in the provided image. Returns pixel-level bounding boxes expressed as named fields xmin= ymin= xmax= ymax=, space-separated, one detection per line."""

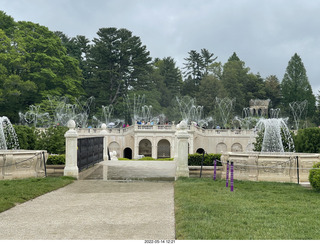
xmin=0 ymin=180 xmax=175 ymax=240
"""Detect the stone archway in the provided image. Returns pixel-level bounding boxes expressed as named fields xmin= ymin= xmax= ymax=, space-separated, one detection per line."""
xmin=139 ymin=139 xmax=152 ymax=157
xmin=108 ymin=141 xmax=120 ymax=158
xmin=157 ymin=139 xmax=170 ymax=158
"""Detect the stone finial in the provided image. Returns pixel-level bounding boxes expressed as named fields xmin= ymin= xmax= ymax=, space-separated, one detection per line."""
xmin=67 ymin=120 xmax=76 ymax=129
xmin=101 ymin=123 xmax=107 ymax=130
xmin=179 ymin=120 xmax=188 ymax=130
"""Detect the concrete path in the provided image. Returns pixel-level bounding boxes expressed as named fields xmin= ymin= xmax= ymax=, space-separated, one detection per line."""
xmin=0 ymin=180 xmax=175 ymax=240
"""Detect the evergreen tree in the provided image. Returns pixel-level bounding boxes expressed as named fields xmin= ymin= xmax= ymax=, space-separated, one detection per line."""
xmin=85 ymin=27 xmax=152 ymax=113
xmin=281 ymin=53 xmax=315 ymax=117
xmin=221 ymin=52 xmax=250 ymax=114
xmin=265 ymin=75 xmax=281 ymax=109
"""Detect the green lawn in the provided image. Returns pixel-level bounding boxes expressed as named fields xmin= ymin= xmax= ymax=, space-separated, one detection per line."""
xmin=0 ymin=176 xmax=74 ymax=213
xmin=175 ymin=178 xmax=320 ymax=240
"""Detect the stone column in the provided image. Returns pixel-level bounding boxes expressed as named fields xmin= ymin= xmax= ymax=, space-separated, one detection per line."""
xmin=64 ymin=120 xmax=79 ymax=179
xmin=175 ymin=121 xmax=190 ymax=179
xmin=100 ymin=123 xmax=108 ymax=161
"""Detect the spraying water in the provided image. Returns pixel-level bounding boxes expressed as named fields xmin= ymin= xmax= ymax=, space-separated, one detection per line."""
xmin=0 ymin=116 xmax=20 ymax=150
xmin=256 ymin=118 xmax=295 ymax=152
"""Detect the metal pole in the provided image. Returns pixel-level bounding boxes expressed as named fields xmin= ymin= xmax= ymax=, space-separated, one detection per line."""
xmin=42 ymin=151 xmax=47 ymax=177
xmin=200 ymin=151 xmax=204 ymax=178
xmin=213 ymin=159 xmax=217 ymax=180
xmin=226 ymin=161 xmax=229 ymax=187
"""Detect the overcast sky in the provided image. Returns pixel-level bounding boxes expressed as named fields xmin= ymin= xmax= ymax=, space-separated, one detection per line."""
xmin=2 ymin=0 xmax=320 ymax=96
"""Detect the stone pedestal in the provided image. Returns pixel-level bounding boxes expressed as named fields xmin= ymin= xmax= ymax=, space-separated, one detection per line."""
xmin=64 ymin=120 xmax=79 ymax=179
xmin=100 ymin=123 xmax=108 ymax=161
xmin=175 ymin=121 xmax=190 ymax=179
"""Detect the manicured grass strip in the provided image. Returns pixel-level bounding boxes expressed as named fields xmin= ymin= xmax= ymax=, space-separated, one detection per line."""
xmin=0 ymin=176 xmax=75 ymax=213
xmin=174 ymin=178 xmax=320 ymax=240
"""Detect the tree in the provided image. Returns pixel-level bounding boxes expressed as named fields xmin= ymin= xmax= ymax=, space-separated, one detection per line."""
xmin=0 ymin=13 xmax=84 ymax=122
xmin=281 ymin=53 xmax=316 ymax=117
xmin=196 ymin=75 xmax=227 ymax=117
xmin=85 ymin=27 xmax=152 ymax=113
xmin=152 ymin=57 xmax=182 ymax=107
xmin=183 ymin=48 xmax=217 ymax=83
xmin=264 ymin=75 xmax=281 ymax=109
xmin=221 ymin=52 xmax=250 ymax=114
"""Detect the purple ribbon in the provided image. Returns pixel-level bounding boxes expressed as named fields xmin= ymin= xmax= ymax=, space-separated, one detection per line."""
xmin=230 ymin=162 xmax=234 ymax=192
xmin=213 ymin=159 xmax=217 ymax=180
xmin=226 ymin=161 xmax=229 ymax=187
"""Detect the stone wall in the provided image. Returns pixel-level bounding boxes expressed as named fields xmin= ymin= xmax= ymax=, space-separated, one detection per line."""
xmin=0 ymin=150 xmax=47 ymax=180
xmin=221 ymin=152 xmax=320 ymax=183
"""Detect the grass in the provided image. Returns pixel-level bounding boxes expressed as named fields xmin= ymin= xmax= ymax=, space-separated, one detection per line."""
xmin=0 ymin=176 xmax=75 ymax=213
xmin=175 ymin=178 xmax=320 ymax=240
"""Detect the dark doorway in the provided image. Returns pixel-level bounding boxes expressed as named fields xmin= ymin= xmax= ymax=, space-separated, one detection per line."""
xmin=123 ymin=147 xmax=132 ymax=159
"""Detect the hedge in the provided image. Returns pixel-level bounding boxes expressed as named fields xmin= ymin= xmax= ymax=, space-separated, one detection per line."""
xmin=188 ymin=153 xmax=221 ymax=166
xmin=46 ymin=154 xmax=65 ymax=165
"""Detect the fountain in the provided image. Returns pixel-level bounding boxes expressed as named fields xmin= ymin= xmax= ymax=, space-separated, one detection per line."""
xmin=256 ymin=118 xmax=295 ymax=152
xmin=175 ymin=96 xmax=212 ymax=127
xmin=289 ymin=100 xmax=308 ymax=130
xmin=48 ymin=96 xmax=94 ymax=127
xmin=216 ymin=97 xmax=235 ymax=127
xmin=0 ymin=116 xmax=20 ymax=150
xmin=0 ymin=116 xmax=47 ymax=180
xmin=19 ymin=105 xmax=51 ymax=127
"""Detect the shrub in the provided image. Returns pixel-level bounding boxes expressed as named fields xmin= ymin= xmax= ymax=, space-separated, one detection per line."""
xmin=34 ymin=126 xmax=68 ymax=154
xmin=188 ymin=153 xmax=221 ymax=166
xmin=118 ymin=158 xmax=130 ymax=160
xmin=46 ymin=154 xmax=65 ymax=165
xmin=294 ymin=128 xmax=320 ymax=153
xmin=13 ymin=125 xmax=37 ymax=150
xmin=309 ymin=162 xmax=320 ymax=191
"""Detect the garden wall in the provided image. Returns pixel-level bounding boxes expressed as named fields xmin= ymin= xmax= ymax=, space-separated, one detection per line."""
xmin=221 ymin=152 xmax=320 ymax=183
xmin=0 ymin=150 xmax=47 ymax=180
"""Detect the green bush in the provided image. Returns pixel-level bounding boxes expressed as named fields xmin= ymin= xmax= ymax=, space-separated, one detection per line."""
xmin=118 ymin=158 xmax=130 ymax=160
xmin=34 ymin=126 xmax=68 ymax=154
xmin=188 ymin=153 xmax=221 ymax=166
xmin=46 ymin=154 xmax=65 ymax=165
xmin=309 ymin=162 xmax=320 ymax=191
xmin=13 ymin=125 xmax=37 ymax=150
xmin=294 ymin=128 xmax=320 ymax=153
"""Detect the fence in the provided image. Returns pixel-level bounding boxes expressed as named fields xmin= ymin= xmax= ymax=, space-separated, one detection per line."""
xmin=77 ymin=137 xmax=104 ymax=172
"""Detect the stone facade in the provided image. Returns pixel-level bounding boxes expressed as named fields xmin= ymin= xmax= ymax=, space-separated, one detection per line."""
xmin=76 ymin=123 xmax=257 ymax=159
xmin=249 ymin=99 xmax=270 ymax=117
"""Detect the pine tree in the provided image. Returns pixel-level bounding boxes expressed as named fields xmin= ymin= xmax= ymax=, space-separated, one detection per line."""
xmin=281 ymin=53 xmax=315 ymax=117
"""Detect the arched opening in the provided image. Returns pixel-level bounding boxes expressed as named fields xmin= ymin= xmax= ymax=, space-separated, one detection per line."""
xmin=108 ymin=141 xmax=121 ymax=158
xmin=157 ymin=139 xmax=170 ymax=158
xmin=196 ymin=148 xmax=205 ymax=154
xmin=139 ymin=139 xmax=152 ymax=157
xmin=123 ymin=147 xmax=132 ymax=159
xmin=216 ymin=142 xmax=227 ymax=153
xmin=231 ymin=143 xmax=243 ymax=152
